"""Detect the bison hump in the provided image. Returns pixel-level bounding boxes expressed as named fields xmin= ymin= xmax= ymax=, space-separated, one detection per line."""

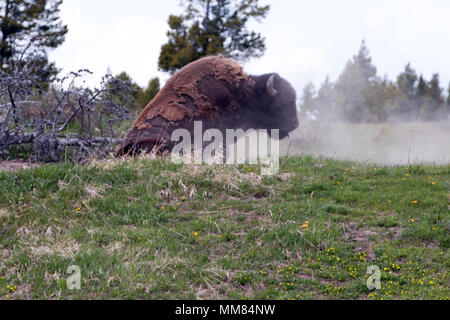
xmin=133 ymin=56 xmax=255 ymax=127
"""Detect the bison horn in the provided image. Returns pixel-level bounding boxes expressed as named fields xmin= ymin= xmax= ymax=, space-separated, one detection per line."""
xmin=266 ymin=75 xmax=278 ymax=97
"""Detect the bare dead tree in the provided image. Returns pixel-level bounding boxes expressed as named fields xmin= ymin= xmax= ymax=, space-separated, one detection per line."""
xmin=0 ymin=58 xmax=134 ymax=162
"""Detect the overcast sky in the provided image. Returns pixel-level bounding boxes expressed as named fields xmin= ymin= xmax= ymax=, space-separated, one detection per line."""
xmin=49 ymin=0 xmax=450 ymax=97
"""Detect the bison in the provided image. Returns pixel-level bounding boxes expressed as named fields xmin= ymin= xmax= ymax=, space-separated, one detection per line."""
xmin=116 ymin=55 xmax=299 ymax=156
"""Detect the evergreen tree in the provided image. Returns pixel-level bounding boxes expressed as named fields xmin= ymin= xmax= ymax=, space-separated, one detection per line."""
xmin=420 ymin=73 xmax=444 ymax=120
xmin=114 ymin=72 xmax=142 ymax=99
xmin=397 ymin=63 xmax=417 ymax=100
xmin=365 ymin=77 xmax=389 ymax=122
xmin=446 ymin=82 xmax=450 ymax=119
xmin=315 ymin=76 xmax=334 ymax=121
xmin=352 ymin=40 xmax=377 ymax=81
xmin=158 ymin=0 xmax=270 ymax=73
xmin=376 ymin=76 xmax=398 ymax=121
xmin=136 ymin=77 xmax=160 ymax=109
xmin=295 ymin=40 xmax=448 ymax=123
xmin=0 ymin=0 xmax=67 ymax=82
xmin=416 ymin=75 xmax=427 ymax=98
xmin=447 ymin=82 xmax=450 ymax=107
xmin=112 ymin=73 xmax=160 ymax=110
xmin=109 ymin=72 xmax=144 ymax=111
xmin=392 ymin=63 xmax=419 ymax=119
xmin=427 ymin=73 xmax=443 ymax=104
xmin=334 ymin=40 xmax=378 ymax=122
xmin=299 ymin=82 xmax=316 ymax=120
xmin=317 ymin=76 xmax=333 ymax=104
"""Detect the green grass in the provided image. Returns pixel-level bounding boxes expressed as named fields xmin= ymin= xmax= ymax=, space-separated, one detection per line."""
xmin=0 ymin=155 xmax=448 ymax=300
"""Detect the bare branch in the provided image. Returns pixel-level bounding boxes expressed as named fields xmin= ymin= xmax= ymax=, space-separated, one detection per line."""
xmin=0 ymin=61 xmax=133 ymax=162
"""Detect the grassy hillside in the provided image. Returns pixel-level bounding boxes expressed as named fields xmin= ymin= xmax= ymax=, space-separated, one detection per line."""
xmin=0 ymin=155 xmax=448 ymax=300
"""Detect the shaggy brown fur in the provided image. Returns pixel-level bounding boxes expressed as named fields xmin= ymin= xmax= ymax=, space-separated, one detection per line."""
xmin=117 ymin=55 xmax=298 ymax=156
xmin=135 ymin=56 xmax=254 ymax=124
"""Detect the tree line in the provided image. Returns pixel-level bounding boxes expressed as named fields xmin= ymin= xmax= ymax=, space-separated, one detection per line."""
xmin=300 ymin=41 xmax=450 ymax=123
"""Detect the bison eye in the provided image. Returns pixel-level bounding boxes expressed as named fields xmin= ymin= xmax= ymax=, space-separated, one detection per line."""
xmin=266 ymin=75 xmax=278 ymax=97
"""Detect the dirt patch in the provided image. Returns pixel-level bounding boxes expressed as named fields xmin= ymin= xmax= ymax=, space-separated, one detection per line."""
xmin=85 ymin=184 xmax=105 ymax=199
xmin=107 ymin=242 xmax=124 ymax=255
xmin=0 ymin=160 xmax=39 ymax=172
xmin=277 ymin=173 xmax=294 ymax=181
xmin=8 ymin=284 xmax=33 ymax=299
xmin=343 ymin=223 xmax=378 ymax=242
xmin=0 ymin=209 xmax=10 ymax=218
xmin=386 ymin=227 xmax=404 ymax=240
xmin=30 ymin=242 xmax=81 ymax=258
xmin=1 ymin=249 xmax=10 ymax=259
xmin=342 ymin=223 xmax=377 ymax=261
xmin=380 ymin=210 xmax=397 ymax=217
xmin=426 ymin=240 xmax=440 ymax=249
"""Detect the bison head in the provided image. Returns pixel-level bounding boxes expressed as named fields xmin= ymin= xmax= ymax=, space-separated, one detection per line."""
xmin=250 ymin=73 xmax=299 ymax=139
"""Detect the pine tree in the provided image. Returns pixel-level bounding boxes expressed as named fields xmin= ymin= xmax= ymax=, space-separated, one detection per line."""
xmin=299 ymin=82 xmax=316 ymax=121
xmin=447 ymin=82 xmax=450 ymax=107
xmin=427 ymin=73 xmax=443 ymax=104
xmin=416 ymin=75 xmax=427 ymax=99
xmin=109 ymin=72 xmax=144 ymax=111
xmin=318 ymin=76 xmax=333 ymax=103
xmin=158 ymin=0 xmax=270 ymax=73
xmin=315 ymin=76 xmax=334 ymax=121
xmin=446 ymin=82 xmax=450 ymax=119
xmin=0 ymin=0 xmax=67 ymax=82
xmin=353 ymin=40 xmax=377 ymax=82
xmin=114 ymin=72 xmax=142 ymax=99
xmin=397 ymin=63 xmax=417 ymax=100
xmin=365 ymin=77 xmax=389 ymax=122
xmin=334 ymin=40 xmax=378 ymax=122
xmin=392 ymin=63 xmax=419 ymax=119
xmin=420 ymin=73 xmax=444 ymax=120
xmin=136 ymin=77 xmax=160 ymax=109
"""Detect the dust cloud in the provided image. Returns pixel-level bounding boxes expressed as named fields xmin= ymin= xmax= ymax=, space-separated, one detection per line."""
xmin=281 ymin=120 xmax=450 ymax=165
